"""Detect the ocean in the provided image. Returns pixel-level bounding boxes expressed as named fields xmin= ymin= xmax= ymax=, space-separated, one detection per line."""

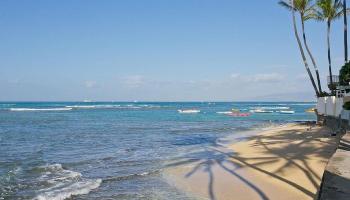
xmin=0 ymin=102 xmax=316 ymax=200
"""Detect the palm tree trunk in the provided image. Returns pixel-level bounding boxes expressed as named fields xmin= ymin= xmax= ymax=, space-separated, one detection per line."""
xmin=344 ymin=0 xmax=348 ymax=63
xmin=291 ymin=0 xmax=319 ymax=97
xmin=301 ymin=15 xmax=322 ymax=94
xmin=327 ymin=20 xmax=333 ymax=93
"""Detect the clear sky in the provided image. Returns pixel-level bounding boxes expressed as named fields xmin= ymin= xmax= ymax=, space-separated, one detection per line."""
xmin=0 ymin=0 xmax=346 ymax=101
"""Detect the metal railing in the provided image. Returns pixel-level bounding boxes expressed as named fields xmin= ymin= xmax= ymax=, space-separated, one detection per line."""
xmin=328 ymin=75 xmax=339 ymax=91
xmin=327 ymin=75 xmax=339 ymax=85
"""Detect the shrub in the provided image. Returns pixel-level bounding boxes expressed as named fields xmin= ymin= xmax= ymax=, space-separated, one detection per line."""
xmin=343 ymin=101 xmax=350 ymax=110
xmin=339 ymin=62 xmax=350 ymax=85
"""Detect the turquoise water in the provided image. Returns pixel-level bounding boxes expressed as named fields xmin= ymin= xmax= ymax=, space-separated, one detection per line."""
xmin=0 ymin=102 xmax=315 ymax=200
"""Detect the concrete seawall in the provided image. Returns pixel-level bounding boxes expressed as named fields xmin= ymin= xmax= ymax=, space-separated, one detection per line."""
xmin=316 ymin=114 xmax=350 ymax=199
xmin=318 ymin=132 xmax=350 ymax=200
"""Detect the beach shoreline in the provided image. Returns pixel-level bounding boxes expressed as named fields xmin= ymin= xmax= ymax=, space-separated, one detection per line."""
xmin=163 ymin=122 xmax=339 ymax=200
xmin=0 ymin=102 xmax=318 ymax=199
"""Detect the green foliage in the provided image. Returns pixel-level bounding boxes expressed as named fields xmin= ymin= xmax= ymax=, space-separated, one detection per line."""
xmin=279 ymin=0 xmax=346 ymax=22
xmin=278 ymin=0 xmax=316 ymax=21
xmin=315 ymin=0 xmax=344 ymax=21
xmin=339 ymin=62 xmax=350 ymax=85
xmin=343 ymin=101 xmax=350 ymax=110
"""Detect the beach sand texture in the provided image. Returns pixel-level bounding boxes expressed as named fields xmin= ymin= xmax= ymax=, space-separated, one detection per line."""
xmin=165 ymin=124 xmax=339 ymax=200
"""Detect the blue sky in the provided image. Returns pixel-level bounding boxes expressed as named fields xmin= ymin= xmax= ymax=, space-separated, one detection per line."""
xmin=0 ymin=0 xmax=346 ymax=101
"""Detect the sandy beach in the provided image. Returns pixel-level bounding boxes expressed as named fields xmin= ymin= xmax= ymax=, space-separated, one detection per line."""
xmin=164 ymin=123 xmax=340 ymax=200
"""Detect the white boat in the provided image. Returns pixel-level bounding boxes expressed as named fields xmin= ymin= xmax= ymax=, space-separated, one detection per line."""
xmin=250 ymin=109 xmax=274 ymax=113
xmin=83 ymin=99 xmax=93 ymax=102
xmin=216 ymin=111 xmax=233 ymax=114
xmin=178 ymin=109 xmax=200 ymax=114
xmin=278 ymin=110 xmax=295 ymax=114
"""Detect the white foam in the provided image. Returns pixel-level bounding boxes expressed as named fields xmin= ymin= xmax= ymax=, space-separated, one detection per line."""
xmin=33 ymin=164 xmax=101 ymax=200
xmin=277 ymin=103 xmax=316 ymax=106
xmin=10 ymin=108 xmax=72 ymax=111
xmin=66 ymin=105 xmax=126 ymax=109
xmin=139 ymin=104 xmax=162 ymax=108
xmin=291 ymin=103 xmax=316 ymax=106
xmin=65 ymin=104 xmax=162 ymax=110
xmin=65 ymin=105 xmax=96 ymax=108
xmin=34 ymin=179 xmax=101 ymax=200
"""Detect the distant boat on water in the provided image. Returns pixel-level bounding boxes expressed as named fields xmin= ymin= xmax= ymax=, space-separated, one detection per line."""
xmin=278 ymin=110 xmax=295 ymax=114
xmin=83 ymin=99 xmax=93 ymax=102
xmin=217 ymin=108 xmax=250 ymax=117
xmin=250 ymin=109 xmax=274 ymax=113
xmin=216 ymin=111 xmax=233 ymax=114
xmin=178 ymin=109 xmax=200 ymax=114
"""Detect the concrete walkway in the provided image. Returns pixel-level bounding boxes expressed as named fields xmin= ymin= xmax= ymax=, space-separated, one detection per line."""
xmin=318 ymin=132 xmax=350 ymax=200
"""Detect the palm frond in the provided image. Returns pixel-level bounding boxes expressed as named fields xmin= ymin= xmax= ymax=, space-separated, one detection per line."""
xmin=314 ymin=0 xmax=344 ymax=21
xmin=334 ymin=5 xmax=346 ymax=19
xmin=313 ymin=10 xmax=326 ymax=21
xmin=278 ymin=1 xmax=296 ymax=11
xmin=279 ymin=0 xmax=318 ymax=21
xmin=304 ymin=2 xmax=317 ymax=21
xmin=304 ymin=12 xmax=318 ymax=21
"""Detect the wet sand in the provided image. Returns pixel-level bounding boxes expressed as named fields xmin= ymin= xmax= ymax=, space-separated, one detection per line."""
xmin=164 ymin=123 xmax=339 ymax=200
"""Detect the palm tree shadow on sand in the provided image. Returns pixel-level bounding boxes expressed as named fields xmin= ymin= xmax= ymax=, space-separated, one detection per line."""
xmin=165 ymin=125 xmax=340 ymax=200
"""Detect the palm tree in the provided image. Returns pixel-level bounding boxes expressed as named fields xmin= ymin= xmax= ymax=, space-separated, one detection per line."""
xmin=314 ymin=0 xmax=343 ymax=93
xmin=343 ymin=0 xmax=348 ymax=63
xmin=279 ymin=0 xmax=323 ymax=94
xmin=279 ymin=0 xmax=320 ymax=97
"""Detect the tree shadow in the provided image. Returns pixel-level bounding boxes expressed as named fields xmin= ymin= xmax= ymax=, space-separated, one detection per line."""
xmin=165 ymin=125 xmax=340 ymax=200
xmin=318 ymin=134 xmax=350 ymax=199
xmin=338 ymin=138 xmax=350 ymax=151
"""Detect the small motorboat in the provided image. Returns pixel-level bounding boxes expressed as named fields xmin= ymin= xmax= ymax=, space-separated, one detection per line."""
xmin=278 ymin=110 xmax=295 ymax=114
xmin=216 ymin=111 xmax=233 ymax=114
xmin=178 ymin=109 xmax=200 ymax=114
xmin=217 ymin=108 xmax=250 ymax=117
xmin=250 ymin=109 xmax=274 ymax=113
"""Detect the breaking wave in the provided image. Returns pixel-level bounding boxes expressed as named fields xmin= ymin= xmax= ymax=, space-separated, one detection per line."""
xmin=65 ymin=104 xmax=163 ymax=110
xmin=32 ymin=164 xmax=101 ymax=200
xmin=10 ymin=108 xmax=72 ymax=111
xmin=249 ymin=106 xmax=290 ymax=110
